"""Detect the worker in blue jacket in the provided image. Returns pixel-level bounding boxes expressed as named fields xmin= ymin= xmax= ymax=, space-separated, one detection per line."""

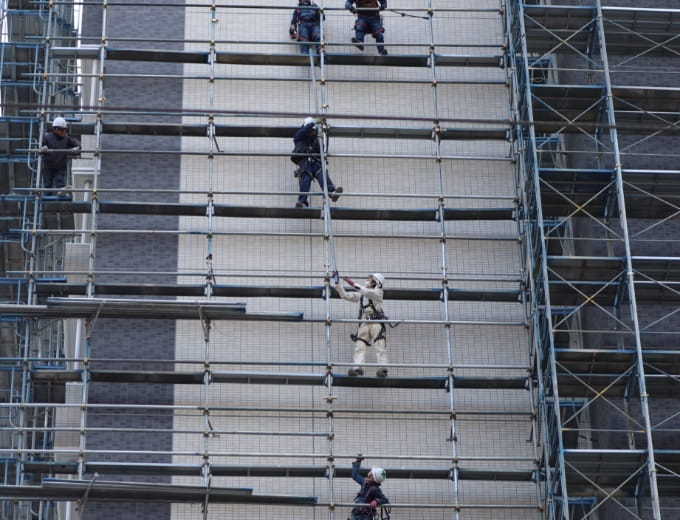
xmin=345 ymin=0 xmax=388 ymax=55
xmin=293 ymin=117 xmax=342 ymax=207
xmin=350 ymin=456 xmax=389 ymax=520
xmin=290 ymin=0 xmax=322 ymax=55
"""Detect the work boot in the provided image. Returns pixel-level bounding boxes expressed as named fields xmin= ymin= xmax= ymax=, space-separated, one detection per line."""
xmin=376 ymin=368 xmax=388 ymax=378
xmin=348 ymin=368 xmax=364 ymax=377
xmin=295 ymin=201 xmax=308 ymax=208
xmin=57 ymin=185 xmax=71 ymax=197
xmin=351 ymin=37 xmax=364 ymax=51
xmin=378 ymin=48 xmax=388 ymax=56
xmin=330 ymin=187 xmax=343 ymax=202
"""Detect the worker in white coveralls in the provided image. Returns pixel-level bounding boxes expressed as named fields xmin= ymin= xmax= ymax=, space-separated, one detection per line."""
xmin=334 ymin=273 xmax=388 ymax=377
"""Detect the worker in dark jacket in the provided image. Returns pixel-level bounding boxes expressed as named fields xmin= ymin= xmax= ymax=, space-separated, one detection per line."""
xmin=293 ymin=117 xmax=342 ymax=207
xmin=290 ymin=0 xmax=322 ymax=55
xmin=41 ymin=117 xmax=80 ymax=195
xmin=345 ymin=0 xmax=388 ymax=55
xmin=350 ymin=456 xmax=389 ymax=520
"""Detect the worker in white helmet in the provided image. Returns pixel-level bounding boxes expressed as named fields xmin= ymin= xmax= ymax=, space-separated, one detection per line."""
xmin=40 ymin=117 xmax=80 ymax=196
xmin=350 ymin=454 xmax=389 ymax=520
xmin=334 ymin=272 xmax=388 ymax=377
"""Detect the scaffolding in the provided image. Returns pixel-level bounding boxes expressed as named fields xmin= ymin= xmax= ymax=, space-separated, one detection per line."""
xmin=507 ymin=0 xmax=680 ymax=518
xmin=0 ymin=0 xmax=678 ymax=518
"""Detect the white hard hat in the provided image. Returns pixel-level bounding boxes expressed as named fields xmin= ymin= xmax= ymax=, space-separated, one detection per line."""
xmin=304 ymin=117 xmax=315 ymax=126
xmin=370 ymin=467 xmax=386 ymax=484
xmin=52 ymin=117 xmax=67 ymax=129
xmin=370 ymin=273 xmax=384 ymax=288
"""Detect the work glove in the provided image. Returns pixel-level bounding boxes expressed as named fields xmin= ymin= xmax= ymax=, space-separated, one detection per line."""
xmin=348 ymin=5 xmax=357 ymax=14
xmin=289 ymin=25 xmax=297 ymax=39
xmin=355 ymin=453 xmax=364 ymax=462
xmin=40 ymin=146 xmax=48 ymax=153
xmin=343 ymin=276 xmax=356 ymax=287
xmin=331 ymin=271 xmax=340 ymax=285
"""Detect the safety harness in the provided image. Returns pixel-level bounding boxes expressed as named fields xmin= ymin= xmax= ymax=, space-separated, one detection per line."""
xmin=350 ymin=295 xmax=387 ymax=346
xmin=349 ymin=481 xmax=391 ymax=520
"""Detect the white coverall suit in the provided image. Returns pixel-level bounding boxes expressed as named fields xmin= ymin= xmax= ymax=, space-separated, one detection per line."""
xmin=335 ymin=279 xmax=388 ymax=375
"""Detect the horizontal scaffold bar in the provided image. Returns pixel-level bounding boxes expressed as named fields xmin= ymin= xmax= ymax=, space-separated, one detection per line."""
xmin=67 ymin=121 xmax=509 ymax=140
xmin=548 ymin=279 xmax=680 ymax=306
xmin=41 ymin=201 xmax=515 ymax=222
xmin=548 ymin=256 xmax=680 ymax=282
xmin=555 ymin=348 xmax=680 ymax=398
xmin=530 ymin=85 xmax=680 ymax=135
xmin=539 ymin=168 xmax=680 ymax=219
xmin=565 ymin=449 xmax=680 ymax=496
xmin=30 ymin=369 xmax=529 ymax=390
xmin=524 ymin=5 xmax=680 ymax=57
xmin=0 ymin=480 xmax=316 ymax=505
xmin=20 ymin=462 xmax=536 ymax=482
xmin=51 ymin=47 xmax=503 ymax=68
xmin=29 ymin=286 xmax=521 ymax=303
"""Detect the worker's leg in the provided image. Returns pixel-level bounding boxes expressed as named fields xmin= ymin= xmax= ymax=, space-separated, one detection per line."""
xmin=373 ymin=335 xmax=388 ymax=377
xmin=297 ymin=171 xmax=313 ymax=206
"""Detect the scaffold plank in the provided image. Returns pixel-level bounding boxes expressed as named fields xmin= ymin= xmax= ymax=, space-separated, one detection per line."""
xmin=28 ymin=285 xmax=520 ymax=303
xmin=0 ymin=480 xmax=317 ymax=504
xmin=40 ymin=201 xmax=514 ymax=222
xmin=0 ymin=299 xmax=302 ymax=321
xmin=67 ymin=122 xmax=509 ymax=140
xmin=20 ymin=462 xmax=535 ymax=482
xmin=30 ymin=369 xmax=526 ymax=391
xmin=51 ymin=47 xmax=503 ymax=68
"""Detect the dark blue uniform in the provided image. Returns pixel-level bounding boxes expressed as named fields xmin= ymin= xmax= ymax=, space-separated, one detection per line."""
xmin=41 ymin=130 xmax=80 ymax=191
xmin=290 ymin=1 xmax=322 ymax=55
xmin=350 ymin=461 xmax=389 ymax=520
xmin=293 ymin=122 xmax=338 ymax=207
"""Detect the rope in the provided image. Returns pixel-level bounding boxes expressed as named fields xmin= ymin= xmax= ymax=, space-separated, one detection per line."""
xmin=385 ymin=8 xmax=429 ymax=20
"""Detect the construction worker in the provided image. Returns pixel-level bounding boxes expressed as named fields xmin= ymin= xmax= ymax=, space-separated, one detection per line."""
xmin=349 ymin=455 xmax=389 ymax=520
xmin=40 ymin=117 xmax=80 ymax=196
xmin=289 ymin=0 xmax=322 ymax=55
xmin=293 ymin=117 xmax=342 ymax=208
xmin=345 ymin=0 xmax=388 ymax=55
xmin=335 ymin=272 xmax=388 ymax=377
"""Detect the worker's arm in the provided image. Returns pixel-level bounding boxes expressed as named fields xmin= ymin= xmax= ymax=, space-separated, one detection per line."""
xmin=335 ymin=280 xmax=361 ymax=302
xmin=351 ymin=460 xmax=365 ymax=485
